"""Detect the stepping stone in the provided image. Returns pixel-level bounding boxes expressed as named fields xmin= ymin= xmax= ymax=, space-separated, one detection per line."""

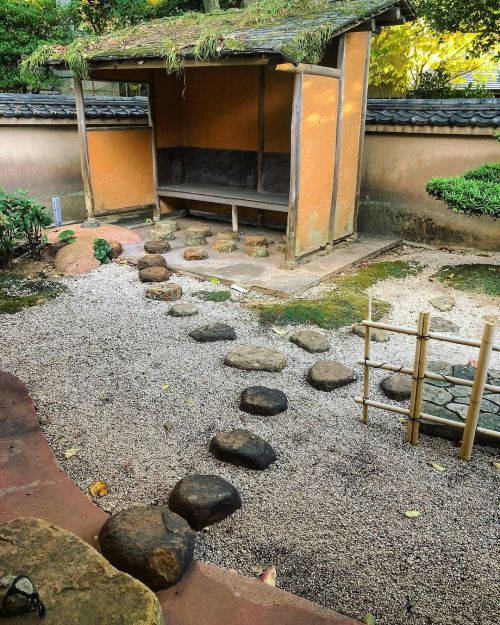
xmin=151 ymin=221 xmax=179 ymax=241
xmin=186 ymin=224 xmax=212 ymax=238
xmin=307 ymin=361 xmax=356 ymax=391
xmin=430 ymin=296 xmax=455 ymax=312
xmin=448 ymin=403 xmax=470 ymax=420
xmin=189 ymin=322 xmax=236 ymax=342
xmin=290 ymin=329 xmax=330 ymax=353
xmin=144 ymin=240 xmax=170 ymax=254
xmin=452 ymin=364 xmax=476 ymax=381
xmin=429 ymin=317 xmax=459 ymax=333
xmin=422 ymin=385 xmax=453 ymax=405
xmin=244 ymin=235 xmax=267 ymax=247
xmin=139 ymin=266 xmax=171 ymax=283
xmin=248 ymin=247 xmax=269 ymax=258
xmin=213 ymin=239 xmax=237 ymax=253
xmin=98 ymin=506 xmax=195 ymax=591
xmin=185 ymin=233 xmax=207 ymax=247
xmin=184 ymin=247 xmax=208 ymax=261
xmin=108 ymin=241 xmax=123 ymax=259
xmin=225 ymin=346 xmax=287 ymax=372
xmin=488 ymin=368 xmax=500 ymax=386
xmin=380 ymin=374 xmax=411 ymax=401
xmin=0 ymin=518 xmax=162 ymax=624
xmin=216 ymin=231 xmax=238 ymax=241
xmin=210 ymin=429 xmax=277 ymax=470
xmin=351 ymin=324 xmax=390 ymax=342
xmin=240 ymin=386 xmax=288 ymax=416
xmin=425 ymin=360 xmax=454 ymax=386
xmin=168 ymin=475 xmax=241 ymax=531
xmin=169 ymin=303 xmax=198 ymax=317
xmin=146 ymin=284 xmax=182 ymax=301
xmin=138 ymin=254 xmax=167 ymax=270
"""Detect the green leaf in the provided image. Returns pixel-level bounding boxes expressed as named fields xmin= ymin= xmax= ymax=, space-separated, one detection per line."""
xmin=404 ymin=510 xmax=421 ymax=519
xmin=362 ymin=613 xmax=376 ymax=625
xmin=430 ymin=461 xmax=445 ymax=472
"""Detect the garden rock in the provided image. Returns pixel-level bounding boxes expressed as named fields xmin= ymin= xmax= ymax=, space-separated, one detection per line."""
xmin=186 ymin=224 xmax=212 ymax=238
xmin=290 ymin=330 xmax=330 ymax=353
xmin=184 ymin=247 xmax=208 ymax=261
xmin=108 ymin=241 xmax=123 ymax=259
xmin=239 ymin=386 xmax=288 ymax=416
xmin=185 ymin=233 xmax=207 ymax=247
xmin=248 ymin=246 xmax=269 ymax=258
xmin=225 ymin=346 xmax=287 ymax=372
xmin=98 ymin=506 xmax=195 ymax=591
xmin=146 ymin=284 xmax=182 ymax=301
xmin=168 ymin=475 xmax=241 ymax=530
xmin=422 ymin=385 xmax=454 ymax=406
xmin=216 ymin=231 xmax=238 ymax=241
xmin=189 ymin=322 xmax=237 ymax=342
xmin=210 ymin=429 xmax=277 ymax=470
xmin=380 ymin=375 xmax=412 ymax=401
xmin=138 ymin=254 xmax=167 ymax=270
xmin=0 ymin=517 xmax=163 ymax=624
xmin=151 ymin=221 xmax=179 ymax=241
xmin=144 ymin=240 xmax=170 ymax=254
xmin=213 ymin=239 xmax=237 ymax=253
xmin=453 ymin=364 xmax=476 ymax=381
xmin=139 ymin=266 xmax=171 ymax=283
xmin=429 ymin=317 xmax=459 ymax=333
xmin=54 ymin=238 xmax=100 ymax=276
xmin=429 ymin=296 xmax=455 ymax=312
xmin=244 ymin=235 xmax=267 ymax=247
xmin=169 ymin=303 xmax=198 ymax=317
xmin=351 ymin=324 xmax=390 ymax=342
xmin=307 ymin=361 xmax=356 ymax=391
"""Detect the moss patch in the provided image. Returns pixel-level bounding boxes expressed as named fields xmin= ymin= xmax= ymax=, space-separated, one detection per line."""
xmin=0 ymin=272 xmax=66 ymax=314
xmin=432 ymin=264 xmax=500 ymax=297
xmin=195 ymin=290 xmax=232 ymax=302
xmin=256 ymin=260 xmax=420 ymax=329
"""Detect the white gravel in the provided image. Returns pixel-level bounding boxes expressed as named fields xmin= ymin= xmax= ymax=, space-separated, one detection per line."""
xmin=1 ymin=245 xmax=499 ymax=625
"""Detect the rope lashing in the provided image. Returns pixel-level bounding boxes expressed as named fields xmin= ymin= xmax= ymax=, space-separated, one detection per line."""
xmin=0 ymin=575 xmax=45 ymax=618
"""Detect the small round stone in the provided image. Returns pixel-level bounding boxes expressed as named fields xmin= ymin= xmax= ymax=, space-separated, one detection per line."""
xmin=139 ymin=266 xmax=171 ymax=283
xmin=307 ymin=361 xmax=356 ymax=391
xmin=137 ymin=254 xmax=167 ymax=271
xmin=184 ymin=248 xmax=208 ymax=261
xmin=189 ymin=322 xmax=236 ymax=343
xmin=244 ymin=235 xmax=267 ymax=247
xmin=144 ymin=240 xmax=170 ymax=254
xmin=209 ymin=429 xmax=277 ymax=470
xmin=186 ymin=224 xmax=212 ymax=238
xmin=169 ymin=303 xmax=198 ymax=317
xmin=213 ymin=239 xmax=237 ymax=253
xmin=380 ymin=374 xmax=412 ymax=401
xmin=146 ymin=284 xmax=182 ymax=301
xmin=108 ymin=241 xmax=123 ymax=259
xmin=239 ymin=386 xmax=288 ymax=416
xmin=248 ymin=247 xmax=269 ymax=258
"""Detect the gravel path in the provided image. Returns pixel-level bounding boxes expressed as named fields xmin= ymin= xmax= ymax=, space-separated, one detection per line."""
xmin=1 ymin=246 xmax=499 ymax=625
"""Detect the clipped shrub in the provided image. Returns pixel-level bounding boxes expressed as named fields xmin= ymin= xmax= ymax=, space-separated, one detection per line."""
xmin=462 ymin=163 xmax=500 ymax=184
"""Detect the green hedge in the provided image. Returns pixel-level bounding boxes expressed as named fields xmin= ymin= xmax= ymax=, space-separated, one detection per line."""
xmin=426 ymin=163 xmax=500 ymax=218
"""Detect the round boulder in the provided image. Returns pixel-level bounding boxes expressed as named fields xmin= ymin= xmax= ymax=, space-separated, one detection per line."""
xmin=139 ymin=267 xmax=171 ymax=283
xmin=290 ymin=330 xmax=330 ymax=353
xmin=108 ymin=241 xmax=123 ymax=259
xmin=138 ymin=254 xmax=167 ymax=271
xmin=168 ymin=475 xmax=241 ymax=531
xmin=225 ymin=345 xmax=287 ymax=372
xmin=307 ymin=360 xmax=356 ymax=391
xmin=169 ymin=303 xmax=198 ymax=317
xmin=210 ymin=429 xmax=277 ymax=470
xmin=184 ymin=248 xmax=208 ymax=261
xmin=189 ymin=322 xmax=236 ymax=343
xmin=146 ymin=284 xmax=182 ymax=301
xmin=144 ymin=240 xmax=171 ymax=254
xmin=98 ymin=506 xmax=195 ymax=591
xmin=239 ymin=386 xmax=288 ymax=416
xmin=380 ymin=374 xmax=412 ymax=401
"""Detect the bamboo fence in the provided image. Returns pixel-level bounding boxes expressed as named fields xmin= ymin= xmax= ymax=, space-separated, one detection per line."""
xmin=355 ymin=299 xmax=500 ymax=460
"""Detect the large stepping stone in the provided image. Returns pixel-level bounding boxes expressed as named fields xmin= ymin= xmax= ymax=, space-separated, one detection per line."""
xmin=98 ymin=506 xmax=194 ymax=591
xmin=169 ymin=303 xmax=198 ymax=317
xmin=169 ymin=475 xmax=241 ymax=531
xmin=184 ymin=247 xmax=208 ymax=261
xmin=307 ymin=361 xmax=356 ymax=391
xmin=189 ymin=322 xmax=236 ymax=342
xmin=146 ymin=284 xmax=182 ymax=301
xmin=138 ymin=254 xmax=167 ymax=270
xmin=0 ymin=517 xmax=163 ymax=624
xmin=239 ymin=386 xmax=288 ymax=416
xmin=185 ymin=233 xmax=207 ymax=247
xmin=151 ymin=221 xmax=179 ymax=241
xmin=144 ymin=240 xmax=170 ymax=254
xmin=429 ymin=296 xmax=455 ymax=312
xmin=210 ymin=429 xmax=277 ymax=470
xmin=429 ymin=317 xmax=459 ymax=333
xmin=380 ymin=374 xmax=411 ymax=401
xmin=290 ymin=330 xmax=329 ymax=353
xmin=225 ymin=346 xmax=287 ymax=372
xmin=351 ymin=324 xmax=389 ymax=343
xmin=139 ymin=266 xmax=171 ymax=283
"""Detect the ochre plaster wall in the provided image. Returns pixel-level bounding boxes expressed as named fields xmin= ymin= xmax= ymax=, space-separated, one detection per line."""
xmin=154 ymin=71 xmax=184 ymax=148
xmin=264 ymin=70 xmax=293 ymax=154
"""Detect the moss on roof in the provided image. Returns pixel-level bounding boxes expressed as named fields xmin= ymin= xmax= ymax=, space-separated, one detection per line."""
xmin=22 ymin=0 xmax=414 ymax=79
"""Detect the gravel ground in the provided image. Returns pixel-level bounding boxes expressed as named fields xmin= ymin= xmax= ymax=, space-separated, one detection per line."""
xmin=1 ymin=245 xmax=499 ymax=625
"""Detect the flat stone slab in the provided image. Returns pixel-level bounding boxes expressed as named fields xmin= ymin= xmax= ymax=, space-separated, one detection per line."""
xmin=139 ymin=266 xmax=171 ymax=283
xmin=146 ymin=284 xmax=183 ymax=301
xmin=380 ymin=374 xmax=411 ymax=401
xmin=189 ymin=322 xmax=237 ymax=343
xmin=210 ymin=429 xmax=277 ymax=470
xmin=225 ymin=346 xmax=287 ymax=372
xmin=169 ymin=303 xmax=198 ymax=317
xmin=351 ymin=324 xmax=389 ymax=343
xmin=138 ymin=254 xmax=167 ymax=270
xmin=429 ymin=317 xmax=459 ymax=333
xmin=145 ymin=240 xmax=170 ymax=254
xmin=307 ymin=361 xmax=356 ymax=392
xmin=429 ymin=296 xmax=455 ymax=312
xmin=0 ymin=518 xmax=162 ymax=624
xmin=169 ymin=475 xmax=241 ymax=531
xmin=98 ymin=506 xmax=195 ymax=591
xmin=240 ymin=386 xmax=288 ymax=416
xmin=290 ymin=330 xmax=330 ymax=353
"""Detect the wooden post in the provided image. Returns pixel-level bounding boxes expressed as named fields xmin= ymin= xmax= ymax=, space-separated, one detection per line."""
xmin=73 ymin=77 xmax=96 ymax=225
xmin=460 ymin=319 xmax=498 ymax=460
xmin=407 ymin=311 xmax=431 ymax=444
xmin=231 ymin=205 xmax=238 ymax=233
xmin=362 ymin=296 xmax=372 ymax=424
xmin=285 ymin=72 xmax=303 ymax=265
xmin=148 ymin=72 xmax=161 ymax=222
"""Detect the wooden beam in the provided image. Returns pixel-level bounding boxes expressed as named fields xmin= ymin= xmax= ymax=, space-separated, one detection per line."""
xmin=73 ymin=77 xmax=96 ymax=224
xmin=285 ymin=72 xmax=303 ymax=265
xmin=275 ymin=63 xmax=342 ymax=79
xmin=91 ymin=56 xmax=270 ymax=72
xmin=351 ymin=19 xmax=377 ymax=32
xmin=148 ymin=70 xmax=161 ymax=222
xmin=376 ymin=7 xmax=402 ymax=23
xmin=257 ymin=66 xmax=265 ymax=193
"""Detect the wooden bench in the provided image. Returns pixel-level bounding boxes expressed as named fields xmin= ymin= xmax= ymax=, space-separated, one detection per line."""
xmin=156 ymin=183 xmax=289 ymax=231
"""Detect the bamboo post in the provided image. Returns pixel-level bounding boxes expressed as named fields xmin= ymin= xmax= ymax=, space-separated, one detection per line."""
xmin=73 ymin=77 xmax=97 ymax=226
xmin=147 ymin=72 xmax=161 ymax=222
xmin=407 ymin=311 xmax=431 ymax=444
xmin=231 ymin=205 xmax=238 ymax=233
xmin=362 ymin=296 xmax=372 ymax=424
xmin=460 ymin=319 xmax=498 ymax=460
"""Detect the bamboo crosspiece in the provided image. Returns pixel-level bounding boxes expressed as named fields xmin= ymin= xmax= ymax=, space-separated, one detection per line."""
xmin=362 ymin=297 xmax=372 ymax=424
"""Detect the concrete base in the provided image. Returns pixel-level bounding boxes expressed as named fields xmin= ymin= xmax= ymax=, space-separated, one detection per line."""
xmin=123 ymin=218 xmax=400 ymax=295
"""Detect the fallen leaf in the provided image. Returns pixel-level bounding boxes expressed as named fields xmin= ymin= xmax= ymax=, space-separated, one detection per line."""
xmin=210 ymin=277 xmax=220 ymax=284
xmin=259 ymin=565 xmax=277 ymax=586
xmin=89 ymin=480 xmax=108 ymax=498
xmin=251 ymin=564 xmax=264 ymax=576
xmin=362 ymin=613 xmax=376 ymax=625
xmin=63 ymin=448 xmax=79 ymax=459
xmin=430 ymin=461 xmax=445 ymax=472
xmin=161 ymin=384 xmax=171 ymax=391
xmin=186 ymin=399 xmax=195 ymax=405
xmin=492 ymin=462 xmax=500 ymax=470
xmin=272 ymin=326 xmax=288 ymax=335
xmin=404 ymin=510 xmax=421 ymax=518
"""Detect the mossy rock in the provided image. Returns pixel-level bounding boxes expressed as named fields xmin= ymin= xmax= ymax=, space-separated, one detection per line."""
xmin=195 ymin=290 xmax=231 ymax=303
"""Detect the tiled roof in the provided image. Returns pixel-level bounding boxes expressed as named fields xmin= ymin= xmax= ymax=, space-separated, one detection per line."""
xmin=366 ymin=98 xmax=500 ymax=128
xmin=0 ymin=94 xmax=148 ymax=120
